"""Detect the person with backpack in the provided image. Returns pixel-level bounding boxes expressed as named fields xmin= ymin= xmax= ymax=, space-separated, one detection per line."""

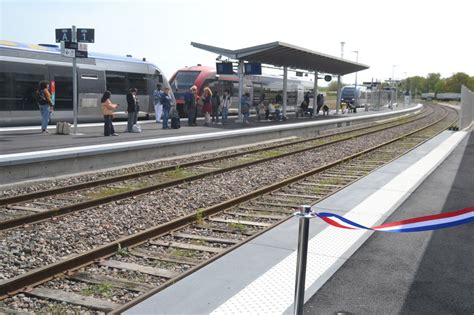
xmin=126 ymin=88 xmax=139 ymax=132
xmin=37 ymin=80 xmax=53 ymax=134
xmin=153 ymin=84 xmax=162 ymax=123
xmin=101 ymin=91 xmax=119 ymax=136
xmin=160 ymin=87 xmax=172 ymax=129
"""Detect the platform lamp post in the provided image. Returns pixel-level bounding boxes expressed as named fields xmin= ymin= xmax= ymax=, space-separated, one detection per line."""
xmin=336 ymin=42 xmax=345 ymax=114
xmin=391 ymin=65 xmax=397 ymax=109
xmin=352 ymin=51 xmax=359 ymax=108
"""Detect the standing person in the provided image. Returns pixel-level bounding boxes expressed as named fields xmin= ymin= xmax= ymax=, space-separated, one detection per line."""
xmin=201 ymin=87 xmax=212 ymax=127
xmin=160 ymin=87 xmax=172 ymax=129
xmin=257 ymin=93 xmax=266 ymax=121
xmin=101 ymin=91 xmax=119 ymax=136
xmin=211 ymin=90 xmax=220 ymax=124
xmin=36 ymin=80 xmax=53 ymax=134
xmin=304 ymin=91 xmax=310 ymax=106
xmin=221 ymin=89 xmax=231 ymax=124
xmin=153 ymin=84 xmax=162 ymax=123
xmin=316 ymin=93 xmax=325 ymax=115
xmin=187 ymin=85 xmax=199 ymax=126
xmin=126 ymin=88 xmax=138 ymax=132
xmin=275 ymin=93 xmax=283 ymax=105
xmin=241 ymin=92 xmax=251 ymax=124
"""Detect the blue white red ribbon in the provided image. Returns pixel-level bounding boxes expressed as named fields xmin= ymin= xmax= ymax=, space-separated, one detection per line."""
xmin=312 ymin=206 xmax=474 ymax=232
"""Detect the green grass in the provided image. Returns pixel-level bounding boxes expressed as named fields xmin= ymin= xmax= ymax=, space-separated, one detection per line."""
xmin=195 ymin=208 xmax=205 ymax=225
xmin=228 ymin=222 xmax=246 ymax=233
xmin=41 ymin=303 xmax=70 ymax=314
xmin=256 ymin=150 xmax=283 ymax=159
xmin=116 ymin=246 xmax=130 ymax=257
xmin=86 ymin=185 xmax=136 ymax=199
xmin=164 ymin=165 xmax=195 ymax=179
xmin=170 ymin=248 xmax=195 ymax=258
xmin=81 ymin=282 xmax=113 ymax=298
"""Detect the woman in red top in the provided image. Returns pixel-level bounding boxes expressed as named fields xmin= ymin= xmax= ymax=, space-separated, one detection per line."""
xmin=201 ymin=87 xmax=212 ymax=127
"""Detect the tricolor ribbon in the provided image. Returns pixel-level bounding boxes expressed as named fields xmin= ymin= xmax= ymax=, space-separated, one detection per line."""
xmin=312 ymin=206 xmax=474 ymax=232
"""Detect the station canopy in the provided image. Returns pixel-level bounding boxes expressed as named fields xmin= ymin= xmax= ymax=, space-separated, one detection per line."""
xmin=191 ymin=41 xmax=369 ymax=76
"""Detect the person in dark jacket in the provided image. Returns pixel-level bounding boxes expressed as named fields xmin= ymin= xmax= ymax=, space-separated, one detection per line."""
xmin=126 ymin=88 xmax=138 ymax=132
xmin=211 ymin=90 xmax=220 ymax=124
xmin=160 ymin=87 xmax=172 ymax=129
xmin=187 ymin=85 xmax=199 ymax=126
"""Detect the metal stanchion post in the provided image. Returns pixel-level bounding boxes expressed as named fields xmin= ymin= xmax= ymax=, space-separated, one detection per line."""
xmin=293 ymin=205 xmax=313 ymax=315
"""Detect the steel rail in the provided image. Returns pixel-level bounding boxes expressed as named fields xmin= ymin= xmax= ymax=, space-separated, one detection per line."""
xmin=0 ymin=105 xmax=454 ymax=300
xmin=0 ymin=108 xmax=432 ymax=231
xmin=0 ymin=108 xmax=427 ymax=206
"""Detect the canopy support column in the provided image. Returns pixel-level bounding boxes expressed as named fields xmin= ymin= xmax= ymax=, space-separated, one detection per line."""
xmin=237 ymin=61 xmax=244 ymax=122
xmin=283 ymin=66 xmax=288 ymax=118
xmin=313 ymin=71 xmax=318 ymax=112
xmin=336 ymin=75 xmax=342 ymax=114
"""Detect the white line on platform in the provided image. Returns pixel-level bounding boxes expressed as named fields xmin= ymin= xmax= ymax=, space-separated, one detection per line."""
xmin=210 ymin=131 xmax=467 ymax=314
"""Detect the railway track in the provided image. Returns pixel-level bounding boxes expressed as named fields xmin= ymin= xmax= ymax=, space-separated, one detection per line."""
xmin=0 ymin=105 xmax=458 ymax=314
xmin=0 ymin=107 xmax=431 ymax=231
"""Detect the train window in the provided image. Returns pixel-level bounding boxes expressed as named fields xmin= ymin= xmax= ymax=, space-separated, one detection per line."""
xmin=106 ymin=71 xmax=127 ymax=95
xmin=128 ymin=73 xmax=148 ymax=95
xmin=12 ymin=72 xmax=45 ymax=110
xmin=0 ymin=72 xmax=11 ymax=99
xmin=232 ymin=82 xmax=239 ymax=96
xmin=154 ymin=70 xmax=163 ymax=84
xmin=173 ymin=71 xmax=200 ymax=90
xmin=53 ymin=76 xmax=73 ymax=110
xmin=81 ymin=74 xmax=98 ymax=80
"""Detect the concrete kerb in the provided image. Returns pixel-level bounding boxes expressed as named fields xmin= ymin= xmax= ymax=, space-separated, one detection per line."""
xmin=0 ymin=104 xmax=422 ymax=185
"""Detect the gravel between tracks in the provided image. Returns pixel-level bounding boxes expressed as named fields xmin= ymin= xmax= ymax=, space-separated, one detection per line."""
xmin=0 ymin=118 xmax=404 ymax=198
xmin=0 ymin=106 xmax=452 ymax=281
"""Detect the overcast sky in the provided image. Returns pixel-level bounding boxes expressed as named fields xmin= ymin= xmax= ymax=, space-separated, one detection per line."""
xmin=1 ymin=0 xmax=472 ymax=86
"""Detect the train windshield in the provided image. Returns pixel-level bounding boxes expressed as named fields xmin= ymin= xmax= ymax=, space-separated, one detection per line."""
xmin=341 ymin=87 xmax=355 ymax=99
xmin=172 ymin=71 xmax=200 ymax=90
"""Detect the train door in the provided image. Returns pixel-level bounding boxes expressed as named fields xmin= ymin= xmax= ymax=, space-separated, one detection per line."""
xmin=77 ymin=68 xmax=106 ymax=121
xmin=47 ymin=65 xmax=73 ymax=122
xmin=297 ymin=86 xmax=304 ymax=106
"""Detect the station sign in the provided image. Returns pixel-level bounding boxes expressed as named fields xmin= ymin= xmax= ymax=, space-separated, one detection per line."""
xmin=55 ymin=28 xmax=72 ymax=43
xmin=77 ymin=28 xmax=95 ymax=43
xmin=55 ymin=28 xmax=95 ymax=43
xmin=60 ymin=41 xmax=88 ymax=58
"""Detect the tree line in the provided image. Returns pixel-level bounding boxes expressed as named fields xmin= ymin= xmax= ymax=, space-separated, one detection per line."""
xmin=400 ymin=72 xmax=474 ymax=95
xmin=325 ymin=72 xmax=474 ymax=95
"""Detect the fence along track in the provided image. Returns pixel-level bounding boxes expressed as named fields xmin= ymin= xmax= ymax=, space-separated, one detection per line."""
xmin=0 ymin=107 xmax=432 ymax=231
xmin=0 ymin=106 xmax=456 ymax=314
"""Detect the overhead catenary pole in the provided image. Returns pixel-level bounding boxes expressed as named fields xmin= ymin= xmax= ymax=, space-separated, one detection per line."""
xmin=283 ymin=66 xmax=288 ymax=118
xmin=336 ymin=41 xmax=345 ymax=115
xmin=313 ymin=71 xmax=318 ymax=113
xmin=353 ymin=51 xmax=359 ymax=108
xmin=72 ymin=25 xmax=78 ymax=134
xmin=336 ymin=75 xmax=341 ymax=114
xmin=237 ymin=61 xmax=244 ymax=122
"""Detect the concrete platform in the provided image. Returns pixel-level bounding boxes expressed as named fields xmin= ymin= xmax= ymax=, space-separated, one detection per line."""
xmin=125 ymin=129 xmax=472 ymax=315
xmin=0 ymin=104 xmax=420 ymax=185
